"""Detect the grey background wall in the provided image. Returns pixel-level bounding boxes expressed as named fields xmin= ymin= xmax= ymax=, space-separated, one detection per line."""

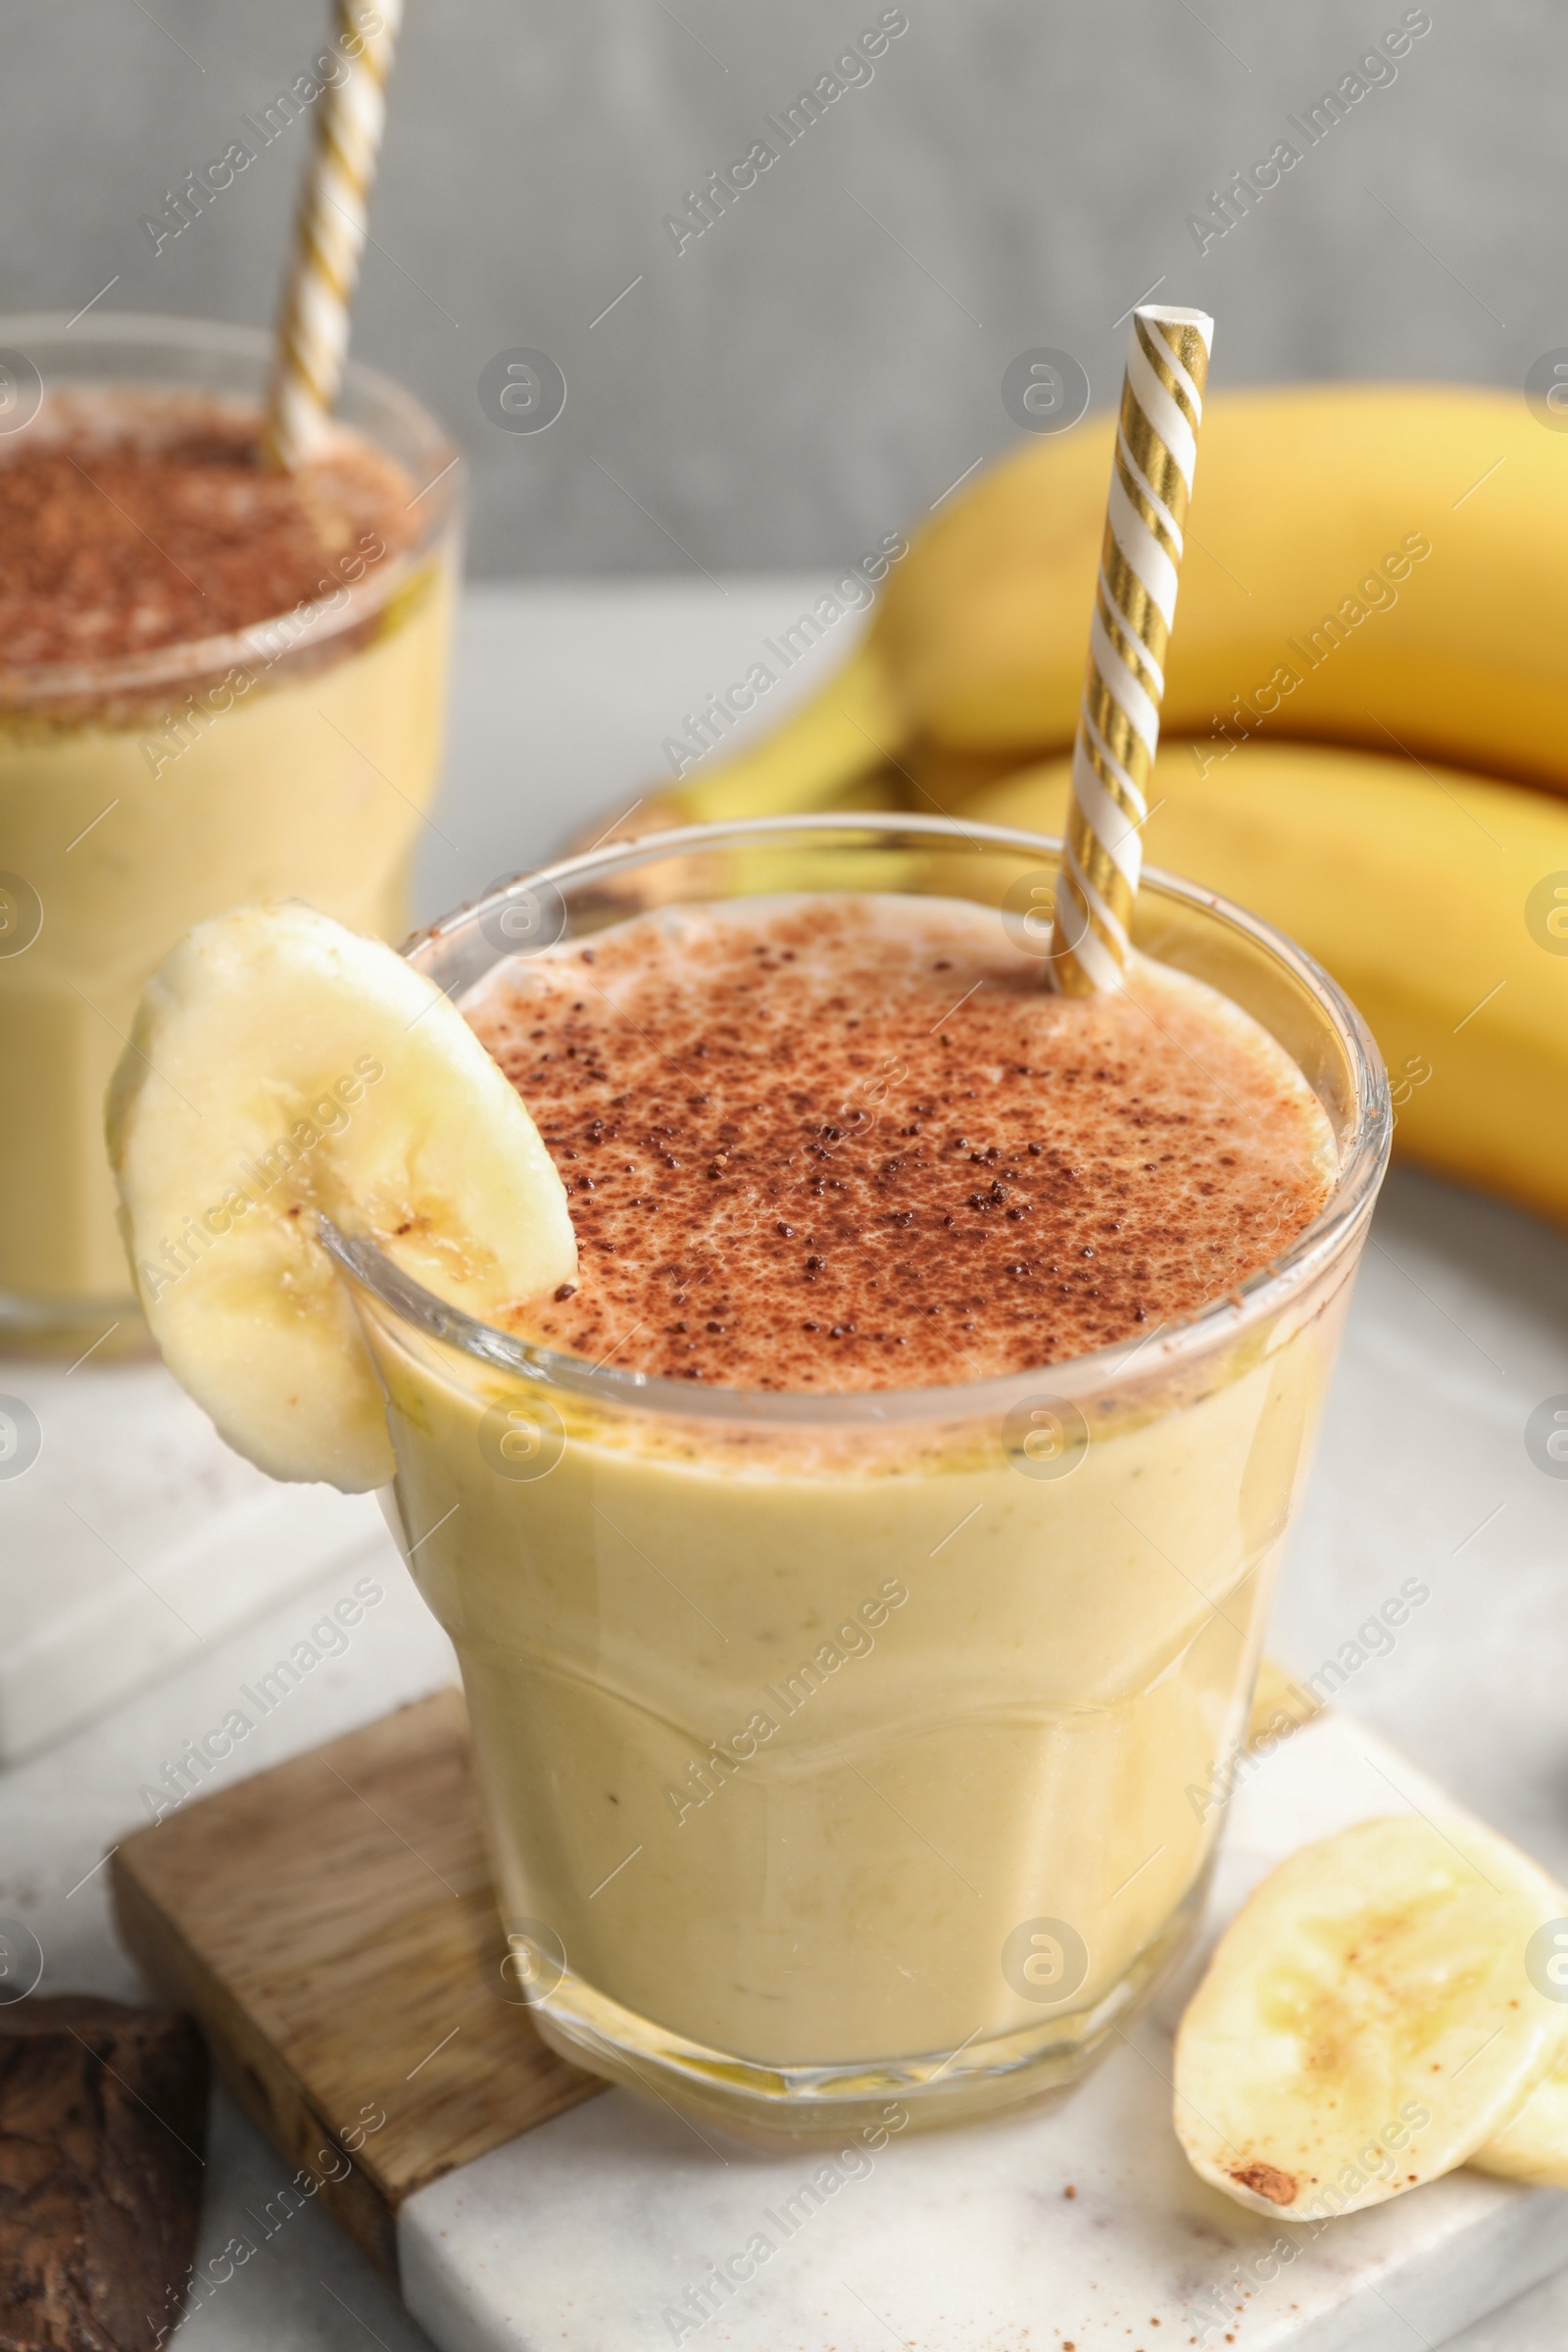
xmin=6 ymin=0 xmax=1560 ymax=576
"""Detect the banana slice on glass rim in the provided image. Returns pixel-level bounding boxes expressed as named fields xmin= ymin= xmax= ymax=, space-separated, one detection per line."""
xmin=1173 ymin=1814 xmax=1568 ymax=2219
xmin=107 ymin=902 xmax=576 ymax=1492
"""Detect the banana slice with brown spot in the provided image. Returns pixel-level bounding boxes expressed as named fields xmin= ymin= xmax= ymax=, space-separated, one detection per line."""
xmin=1174 ymin=1815 xmax=1568 ymax=2219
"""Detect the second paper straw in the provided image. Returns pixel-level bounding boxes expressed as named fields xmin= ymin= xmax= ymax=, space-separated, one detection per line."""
xmin=262 ymin=0 xmax=404 ymax=471
xmin=1049 ymin=305 xmax=1214 ymax=994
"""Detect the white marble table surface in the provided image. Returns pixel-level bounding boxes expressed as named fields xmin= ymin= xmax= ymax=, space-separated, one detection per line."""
xmin=4 ymin=581 xmax=1568 ymax=2350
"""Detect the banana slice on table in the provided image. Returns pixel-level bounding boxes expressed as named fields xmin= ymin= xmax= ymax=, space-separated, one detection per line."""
xmin=1174 ymin=1815 xmax=1568 ymax=2219
xmin=1472 ymin=2044 xmax=1568 ymax=2187
xmin=107 ymin=902 xmax=575 ymax=1492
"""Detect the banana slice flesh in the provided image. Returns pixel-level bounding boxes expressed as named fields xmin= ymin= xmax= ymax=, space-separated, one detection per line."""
xmin=108 ymin=902 xmax=576 ymax=1491
xmin=1472 ymin=2042 xmax=1568 ymax=2187
xmin=1174 ymin=1815 xmax=1568 ymax=2218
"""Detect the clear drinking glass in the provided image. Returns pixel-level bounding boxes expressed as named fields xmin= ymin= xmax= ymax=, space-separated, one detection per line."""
xmin=327 ymin=813 xmax=1391 ymax=2138
xmin=0 ymin=315 xmax=461 ymax=1342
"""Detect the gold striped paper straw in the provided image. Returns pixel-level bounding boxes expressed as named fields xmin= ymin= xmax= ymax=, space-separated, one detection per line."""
xmin=1049 ymin=304 xmax=1213 ymax=994
xmin=262 ymin=0 xmax=404 ymax=471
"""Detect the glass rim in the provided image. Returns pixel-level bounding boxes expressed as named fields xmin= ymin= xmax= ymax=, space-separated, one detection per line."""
xmin=324 ymin=810 xmax=1393 ymax=1428
xmin=0 ymin=310 xmax=461 ymax=703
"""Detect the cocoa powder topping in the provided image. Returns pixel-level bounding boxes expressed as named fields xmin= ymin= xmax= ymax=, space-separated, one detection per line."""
xmin=464 ymin=895 xmax=1335 ymax=1393
xmin=0 ymin=392 xmax=418 ymax=667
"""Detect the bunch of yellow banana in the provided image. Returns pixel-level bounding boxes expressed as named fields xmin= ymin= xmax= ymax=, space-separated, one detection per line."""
xmin=643 ymin=383 xmax=1568 ymax=1226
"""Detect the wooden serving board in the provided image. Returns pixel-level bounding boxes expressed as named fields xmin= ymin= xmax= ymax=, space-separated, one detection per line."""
xmin=111 ymin=1688 xmax=601 ymax=2280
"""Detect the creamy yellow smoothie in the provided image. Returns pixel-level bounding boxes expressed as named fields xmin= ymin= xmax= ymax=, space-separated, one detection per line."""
xmin=0 ymin=322 xmax=457 ymax=1331
xmin=335 ymin=844 xmax=1388 ymax=2135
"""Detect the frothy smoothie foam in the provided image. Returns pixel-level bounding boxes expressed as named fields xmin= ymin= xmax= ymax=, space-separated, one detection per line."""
xmin=465 ymin=895 xmax=1332 ymax=1387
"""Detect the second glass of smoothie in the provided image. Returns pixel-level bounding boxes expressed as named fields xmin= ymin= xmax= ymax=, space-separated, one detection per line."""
xmin=330 ymin=814 xmax=1390 ymax=2136
xmin=0 ymin=314 xmax=459 ymax=1341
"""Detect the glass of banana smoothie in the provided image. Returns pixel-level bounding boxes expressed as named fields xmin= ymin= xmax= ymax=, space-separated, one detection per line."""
xmin=326 ymin=813 xmax=1390 ymax=2136
xmin=0 ymin=314 xmax=458 ymax=1343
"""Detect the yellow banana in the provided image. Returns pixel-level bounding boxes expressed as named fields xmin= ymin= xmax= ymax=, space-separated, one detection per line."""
xmin=630 ymin=636 xmax=899 ymax=833
xmin=627 ymin=385 xmax=1568 ymax=831
xmin=871 ymin=384 xmax=1568 ymax=792
xmin=966 ymin=739 xmax=1568 ymax=1228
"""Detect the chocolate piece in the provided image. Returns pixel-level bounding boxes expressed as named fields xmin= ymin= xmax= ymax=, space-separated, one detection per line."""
xmin=0 ymin=1994 xmax=208 ymax=2351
